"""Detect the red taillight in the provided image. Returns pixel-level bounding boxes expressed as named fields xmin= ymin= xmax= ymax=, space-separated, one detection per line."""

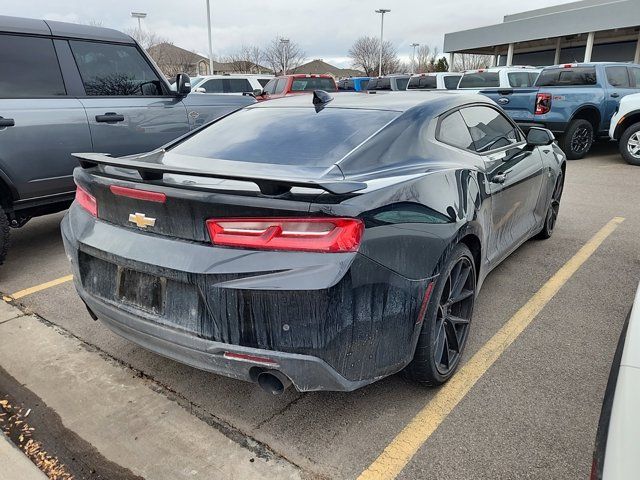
xmin=110 ymin=185 xmax=166 ymax=203
xmin=75 ymin=185 xmax=97 ymax=217
xmin=206 ymin=217 xmax=364 ymax=253
xmin=535 ymin=92 xmax=552 ymax=115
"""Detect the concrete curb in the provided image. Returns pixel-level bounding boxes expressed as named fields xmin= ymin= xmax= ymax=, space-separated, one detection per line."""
xmin=0 ymin=434 xmax=47 ymax=480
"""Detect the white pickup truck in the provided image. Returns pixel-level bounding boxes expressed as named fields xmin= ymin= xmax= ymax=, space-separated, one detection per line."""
xmin=609 ymin=92 xmax=640 ymax=166
xmin=456 ymin=66 xmax=542 ymax=94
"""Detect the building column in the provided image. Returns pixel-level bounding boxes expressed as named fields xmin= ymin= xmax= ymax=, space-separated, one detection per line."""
xmin=506 ymin=43 xmax=514 ymax=66
xmin=584 ymin=31 xmax=595 ymax=62
xmin=448 ymin=52 xmax=454 ymax=72
xmin=634 ymin=30 xmax=640 ymax=63
xmin=554 ymin=37 xmax=562 ymax=65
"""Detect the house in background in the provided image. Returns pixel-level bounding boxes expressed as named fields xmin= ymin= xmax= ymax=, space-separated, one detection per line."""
xmin=291 ymin=59 xmax=364 ymax=78
xmin=147 ymin=43 xmax=272 ymax=79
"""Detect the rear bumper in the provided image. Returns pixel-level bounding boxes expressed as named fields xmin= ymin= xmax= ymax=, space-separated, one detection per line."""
xmin=62 ymin=205 xmax=432 ymax=391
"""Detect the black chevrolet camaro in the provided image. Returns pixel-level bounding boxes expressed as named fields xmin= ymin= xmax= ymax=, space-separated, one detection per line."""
xmin=62 ymin=91 xmax=566 ymax=394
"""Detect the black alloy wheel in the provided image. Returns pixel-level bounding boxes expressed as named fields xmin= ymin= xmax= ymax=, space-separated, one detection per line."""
xmin=405 ymin=243 xmax=476 ymax=385
xmin=561 ymin=119 xmax=593 ymax=160
xmin=536 ymin=171 xmax=564 ymax=239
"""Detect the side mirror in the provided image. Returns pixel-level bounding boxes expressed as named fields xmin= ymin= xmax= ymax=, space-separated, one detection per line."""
xmin=194 ymin=87 xmax=206 ymax=93
xmin=175 ymin=73 xmax=191 ymax=96
xmin=526 ymin=127 xmax=555 ymax=147
xmin=253 ymin=88 xmax=264 ymax=97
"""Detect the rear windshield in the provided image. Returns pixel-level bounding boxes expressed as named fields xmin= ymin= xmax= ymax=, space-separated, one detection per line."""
xmin=170 ymin=107 xmax=398 ymax=167
xmin=535 ymin=67 xmax=597 ymax=86
xmin=458 ymin=72 xmax=500 ymax=89
xmin=290 ymin=77 xmax=336 ymax=92
xmin=367 ymin=78 xmax=392 ymax=90
xmin=408 ymin=76 xmax=437 ymax=89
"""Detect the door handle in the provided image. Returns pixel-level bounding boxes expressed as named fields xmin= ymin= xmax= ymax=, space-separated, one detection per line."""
xmin=491 ymin=173 xmax=507 ymax=184
xmin=96 ymin=112 xmax=125 ymax=123
xmin=0 ymin=117 xmax=15 ymax=128
xmin=610 ymin=93 xmax=620 ymax=98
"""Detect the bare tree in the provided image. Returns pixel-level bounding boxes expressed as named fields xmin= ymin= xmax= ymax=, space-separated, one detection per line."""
xmin=453 ymin=53 xmax=492 ymax=72
xmin=124 ymin=27 xmax=166 ymax=50
xmin=148 ymin=43 xmax=201 ymax=78
xmin=263 ymin=37 xmax=305 ymax=75
xmin=348 ymin=36 xmax=401 ymax=76
xmin=415 ymin=45 xmax=441 ymax=73
xmin=223 ymin=45 xmax=267 ymax=73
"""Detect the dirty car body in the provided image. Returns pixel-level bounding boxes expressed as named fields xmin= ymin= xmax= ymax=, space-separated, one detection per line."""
xmin=61 ymin=92 xmax=566 ymax=392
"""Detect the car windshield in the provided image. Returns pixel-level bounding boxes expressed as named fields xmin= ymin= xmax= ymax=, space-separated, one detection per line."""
xmin=458 ymin=72 xmax=500 ymax=88
xmin=290 ymin=77 xmax=336 ymax=91
xmin=170 ymin=107 xmax=398 ymax=166
xmin=535 ymin=67 xmax=597 ymax=86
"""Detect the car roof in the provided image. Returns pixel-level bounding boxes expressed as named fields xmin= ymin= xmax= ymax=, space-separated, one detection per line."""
xmin=542 ymin=62 xmax=632 ymax=69
xmin=248 ymin=91 xmax=491 ymax=112
xmin=0 ymin=15 xmax=134 ymax=43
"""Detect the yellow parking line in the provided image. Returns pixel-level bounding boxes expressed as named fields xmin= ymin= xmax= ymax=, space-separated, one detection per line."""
xmin=3 ymin=274 xmax=74 ymax=302
xmin=358 ymin=216 xmax=625 ymax=480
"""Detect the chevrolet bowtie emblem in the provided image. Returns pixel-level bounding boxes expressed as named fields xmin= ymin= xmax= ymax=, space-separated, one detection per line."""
xmin=128 ymin=212 xmax=156 ymax=228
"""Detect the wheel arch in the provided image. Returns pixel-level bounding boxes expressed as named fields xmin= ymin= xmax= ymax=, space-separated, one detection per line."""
xmin=570 ymin=106 xmax=601 ymax=132
xmin=613 ymin=110 xmax=640 ymax=140
xmin=0 ymin=169 xmax=17 ymax=210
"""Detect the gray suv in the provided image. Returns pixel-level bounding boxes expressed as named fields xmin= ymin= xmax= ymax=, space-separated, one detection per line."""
xmin=0 ymin=15 xmax=254 ymax=264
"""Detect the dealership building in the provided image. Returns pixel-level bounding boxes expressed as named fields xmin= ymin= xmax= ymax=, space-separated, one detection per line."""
xmin=444 ymin=0 xmax=640 ymax=68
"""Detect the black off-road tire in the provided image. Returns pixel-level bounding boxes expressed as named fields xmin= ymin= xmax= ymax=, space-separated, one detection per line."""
xmin=0 ymin=205 xmax=9 ymax=266
xmin=404 ymin=243 xmax=476 ymax=386
xmin=618 ymin=122 xmax=640 ymax=166
xmin=560 ymin=119 xmax=594 ymax=160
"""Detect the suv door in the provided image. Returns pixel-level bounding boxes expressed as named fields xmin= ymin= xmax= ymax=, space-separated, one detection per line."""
xmin=69 ymin=40 xmax=190 ymax=157
xmin=604 ymin=66 xmax=634 ymax=127
xmin=459 ymin=105 xmax=545 ymax=265
xmin=0 ymin=34 xmax=92 ymax=200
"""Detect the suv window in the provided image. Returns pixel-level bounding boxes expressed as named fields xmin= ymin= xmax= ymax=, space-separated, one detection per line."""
xmin=0 ymin=34 xmax=66 ymax=98
xmin=437 ymin=111 xmax=474 ymax=150
xmin=367 ymin=78 xmax=392 ymax=91
xmin=408 ymin=76 xmax=437 ymax=90
xmin=395 ymin=77 xmax=409 ymax=90
xmin=508 ymin=72 xmax=535 ymax=87
xmin=606 ymin=66 xmax=630 ymax=88
xmin=274 ymin=78 xmax=287 ymax=94
xmin=631 ymin=68 xmax=640 ymax=88
xmin=227 ymin=78 xmax=253 ymax=93
xmin=444 ymin=75 xmax=461 ymax=90
xmin=535 ymin=67 xmax=597 ymax=86
xmin=460 ymin=106 xmax=520 ymax=152
xmin=200 ymin=79 xmax=224 ymax=93
xmin=70 ymin=41 xmax=163 ymax=96
xmin=458 ymin=72 xmax=500 ymax=89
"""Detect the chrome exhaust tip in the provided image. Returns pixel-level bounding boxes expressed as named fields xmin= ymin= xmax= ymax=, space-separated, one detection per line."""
xmin=256 ymin=370 xmax=292 ymax=395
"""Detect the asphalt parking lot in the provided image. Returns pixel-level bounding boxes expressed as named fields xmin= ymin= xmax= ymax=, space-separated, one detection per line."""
xmin=1 ymin=141 xmax=639 ymax=480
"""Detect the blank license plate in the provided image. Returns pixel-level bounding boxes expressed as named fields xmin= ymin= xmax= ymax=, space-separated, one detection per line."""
xmin=116 ymin=267 xmax=166 ymax=314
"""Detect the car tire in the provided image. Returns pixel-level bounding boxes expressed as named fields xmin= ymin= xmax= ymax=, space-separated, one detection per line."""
xmin=619 ymin=122 xmax=640 ymax=166
xmin=535 ymin=170 xmax=564 ymax=240
xmin=405 ymin=243 xmax=476 ymax=386
xmin=0 ymin=205 xmax=9 ymax=266
xmin=560 ymin=119 xmax=594 ymax=160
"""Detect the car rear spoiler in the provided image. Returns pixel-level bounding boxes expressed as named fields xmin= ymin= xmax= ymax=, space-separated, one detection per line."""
xmin=73 ymin=151 xmax=366 ymax=195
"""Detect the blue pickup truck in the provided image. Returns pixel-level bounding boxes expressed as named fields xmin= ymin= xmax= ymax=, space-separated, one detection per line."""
xmin=481 ymin=63 xmax=640 ymax=159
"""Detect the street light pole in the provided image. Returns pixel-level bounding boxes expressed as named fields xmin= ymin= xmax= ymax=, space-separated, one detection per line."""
xmin=280 ymin=38 xmax=290 ymax=75
xmin=375 ymin=9 xmax=390 ymax=77
xmin=206 ymin=0 xmax=214 ymax=75
xmin=130 ymin=12 xmax=147 ymax=34
xmin=411 ymin=43 xmax=420 ymax=74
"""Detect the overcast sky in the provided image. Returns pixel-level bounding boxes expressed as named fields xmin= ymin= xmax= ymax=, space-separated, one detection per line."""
xmin=4 ymin=0 xmax=575 ymax=67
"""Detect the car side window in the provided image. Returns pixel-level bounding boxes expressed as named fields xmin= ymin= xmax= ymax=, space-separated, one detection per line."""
xmin=263 ymin=79 xmax=277 ymax=94
xmin=529 ymin=72 xmax=539 ymax=85
xmin=444 ymin=75 xmax=461 ymax=90
xmin=395 ymin=77 xmax=409 ymax=90
xmin=629 ymin=68 xmax=640 ymax=88
xmin=70 ymin=41 xmax=163 ymax=96
xmin=201 ymin=79 xmax=224 ymax=93
xmin=227 ymin=79 xmax=252 ymax=93
xmin=437 ymin=111 xmax=474 ymax=150
xmin=606 ymin=66 xmax=631 ymax=88
xmin=0 ymin=34 xmax=66 ymax=98
xmin=508 ymin=72 xmax=533 ymax=87
xmin=460 ymin=106 xmax=520 ymax=153
xmin=274 ymin=78 xmax=287 ymax=94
